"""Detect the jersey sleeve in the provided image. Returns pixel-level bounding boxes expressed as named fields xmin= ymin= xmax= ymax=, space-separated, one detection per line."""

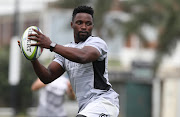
xmin=53 ymin=54 xmax=65 ymax=69
xmin=84 ymin=37 xmax=108 ymax=61
xmin=53 ymin=44 xmax=71 ymax=69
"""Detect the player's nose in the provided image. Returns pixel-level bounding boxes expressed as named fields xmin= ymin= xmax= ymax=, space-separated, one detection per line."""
xmin=81 ymin=23 xmax=87 ymax=30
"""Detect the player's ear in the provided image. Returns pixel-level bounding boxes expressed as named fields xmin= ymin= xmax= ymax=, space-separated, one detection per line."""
xmin=71 ymin=22 xmax=73 ymax=28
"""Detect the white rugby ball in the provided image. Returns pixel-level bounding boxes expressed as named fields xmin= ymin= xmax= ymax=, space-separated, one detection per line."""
xmin=21 ymin=26 xmax=43 ymax=60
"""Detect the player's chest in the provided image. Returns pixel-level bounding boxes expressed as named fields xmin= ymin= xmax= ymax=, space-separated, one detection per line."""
xmin=65 ymin=60 xmax=82 ymax=71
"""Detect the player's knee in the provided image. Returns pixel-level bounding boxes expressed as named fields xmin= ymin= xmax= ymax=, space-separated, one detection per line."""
xmin=76 ymin=114 xmax=87 ymax=117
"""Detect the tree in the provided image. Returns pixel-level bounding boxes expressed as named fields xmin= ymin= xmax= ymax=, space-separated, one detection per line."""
xmin=53 ymin=0 xmax=180 ymax=75
xmin=55 ymin=0 xmax=112 ymax=37
xmin=52 ymin=0 xmax=90 ymax=9
xmin=119 ymin=0 xmax=180 ymax=75
xmin=93 ymin=0 xmax=112 ymax=37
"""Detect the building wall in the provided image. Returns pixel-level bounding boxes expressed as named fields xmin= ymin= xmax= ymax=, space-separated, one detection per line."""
xmin=161 ymin=78 xmax=180 ymax=117
xmin=0 ymin=15 xmax=13 ymax=47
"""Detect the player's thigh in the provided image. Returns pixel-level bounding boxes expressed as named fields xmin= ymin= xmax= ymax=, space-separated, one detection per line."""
xmin=78 ymin=98 xmax=119 ymax=117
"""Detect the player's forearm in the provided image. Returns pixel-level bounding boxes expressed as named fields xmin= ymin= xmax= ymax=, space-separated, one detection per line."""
xmin=69 ymin=90 xmax=76 ymax=100
xmin=67 ymin=83 xmax=76 ymax=100
xmin=53 ymin=45 xmax=86 ymax=63
xmin=53 ymin=44 xmax=98 ymax=64
xmin=31 ymin=60 xmax=53 ymax=84
xmin=31 ymin=78 xmax=46 ymax=91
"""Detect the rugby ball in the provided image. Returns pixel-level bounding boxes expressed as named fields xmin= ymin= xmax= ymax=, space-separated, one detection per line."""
xmin=21 ymin=26 xmax=43 ymax=60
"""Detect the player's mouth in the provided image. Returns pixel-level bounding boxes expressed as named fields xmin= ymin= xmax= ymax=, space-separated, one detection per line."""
xmin=78 ymin=31 xmax=88 ymax=36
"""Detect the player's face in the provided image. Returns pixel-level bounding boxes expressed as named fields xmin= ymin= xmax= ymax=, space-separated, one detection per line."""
xmin=71 ymin=13 xmax=93 ymax=43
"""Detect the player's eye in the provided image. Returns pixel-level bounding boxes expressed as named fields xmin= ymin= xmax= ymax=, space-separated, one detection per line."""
xmin=76 ymin=21 xmax=82 ymax=25
xmin=86 ymin=22 xmax=92 ymax=26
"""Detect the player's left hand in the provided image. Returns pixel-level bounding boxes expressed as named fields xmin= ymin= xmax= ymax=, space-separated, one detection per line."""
xmin=28 ymin=29 xmax=52 ymax=49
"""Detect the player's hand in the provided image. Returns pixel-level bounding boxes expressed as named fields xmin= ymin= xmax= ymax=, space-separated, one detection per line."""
xmin=28 ymin=29 xmax=52 ymax=49
xmin=17 ymin=40 xmax=20 ymax=47
xmin=17 ymin=40 xmax=22 ymax=53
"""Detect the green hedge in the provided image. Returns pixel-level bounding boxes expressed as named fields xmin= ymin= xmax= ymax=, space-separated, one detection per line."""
xmin=0 ymin=46 xmax=10 ymax=106
xmin=0 ymin=46 xmax=37 ymax=114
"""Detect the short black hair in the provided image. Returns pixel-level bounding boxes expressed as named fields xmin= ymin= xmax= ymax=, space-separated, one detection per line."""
xmin=72 ymin=5 xmax=94 ymax=21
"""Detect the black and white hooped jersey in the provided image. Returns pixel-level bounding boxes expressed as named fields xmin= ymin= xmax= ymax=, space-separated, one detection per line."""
xmin=54 ymin=36 xmax=119 ymax=112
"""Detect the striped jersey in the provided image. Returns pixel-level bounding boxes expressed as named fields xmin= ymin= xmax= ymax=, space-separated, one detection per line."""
xmin=54 ymin=36 xmax=119 ymax=112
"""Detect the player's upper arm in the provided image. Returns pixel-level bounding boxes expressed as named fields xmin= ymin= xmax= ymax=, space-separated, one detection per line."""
xmin=80 ymin=46 xmax=100 ymax=63
xmin=82 ymin=37 xmax=108 ymax=62
xmin=47 ymin=61 xmax=65 ymax=83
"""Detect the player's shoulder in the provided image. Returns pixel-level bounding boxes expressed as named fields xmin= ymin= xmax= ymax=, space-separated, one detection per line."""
xmin=87 ymin=36 xmax=107 ymax=44
xmin=89 ymin=36 xmax=102 ymax=40
xmin=64 ymin=43 xmax=72 ymax=47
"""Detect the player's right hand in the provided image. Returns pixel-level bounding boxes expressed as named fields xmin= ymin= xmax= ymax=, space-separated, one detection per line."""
xmin=17 ymin=40 xmax=22 ymax=53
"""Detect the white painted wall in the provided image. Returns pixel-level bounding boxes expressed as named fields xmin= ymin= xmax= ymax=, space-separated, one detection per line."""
xmin=0 ymin=0 xmax=57 ymax=15
xmin=161 ymin=79 xmax=180 ymax=117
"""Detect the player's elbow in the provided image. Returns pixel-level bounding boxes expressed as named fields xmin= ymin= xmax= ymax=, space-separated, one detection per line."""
xmin=76 ymin=55 xmax=89 ymax=64
xmin=38 ymin=77 xmax=51 ymax=84
xmin=41 ymin=80 xmax=51 ymax=84
xmin=78 ymin=58 xmax=87 ymax=64
xmin=76 ymin=51 xmax=100 ymax=64
xmin=39 ymin=75 xmax=54 ymax=84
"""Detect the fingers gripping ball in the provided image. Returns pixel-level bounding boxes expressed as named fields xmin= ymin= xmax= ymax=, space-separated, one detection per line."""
xmin=21 ymin=26 xmax=43 ymax=60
